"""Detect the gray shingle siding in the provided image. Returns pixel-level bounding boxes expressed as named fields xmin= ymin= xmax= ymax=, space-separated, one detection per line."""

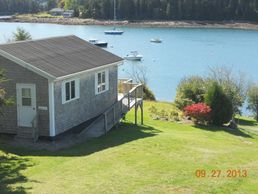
xmin=0 ymin=55 xmax=50 ymax=136
xmin=54 ymin=65 xmax=118 ymax=135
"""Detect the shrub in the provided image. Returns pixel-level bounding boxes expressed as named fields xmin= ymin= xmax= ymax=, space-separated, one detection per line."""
xmin=149 ymin=105 xmax=158 ymax=119
xmin=184 ymin=103 xmax=211 ymax=125
xmin=247 ymin=84 xmax=258 ymax=121
xmin=205 ymin=82 xmax=233 ymax=126
xmin=148 ymin=104 xmax=181 ymax=121
xmin=175 ymin=76 xmax=206 ymax=110
xmin=143 ymin=84 xmax=156 ymax=101
xmin=169 ymin=110 xmax=180 ymax=121
xmin=160 ymin=109 xmax=169 ymax=120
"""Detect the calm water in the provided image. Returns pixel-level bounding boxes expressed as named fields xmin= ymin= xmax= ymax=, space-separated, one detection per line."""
xmin=1 ymin=22 xmax=258 ymax=113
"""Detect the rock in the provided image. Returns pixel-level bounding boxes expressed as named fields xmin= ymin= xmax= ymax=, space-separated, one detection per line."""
xmin=228 ymin=119 xmax=238 ymax=129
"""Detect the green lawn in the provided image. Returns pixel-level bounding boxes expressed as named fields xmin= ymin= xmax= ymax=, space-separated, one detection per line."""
xmin=1 ymin=101 xmax=258 ymax=194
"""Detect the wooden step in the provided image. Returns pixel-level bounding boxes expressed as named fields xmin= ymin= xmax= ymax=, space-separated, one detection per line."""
xmin=15 ymin=128 xmax=34 ymax=141
xmin=15 ymin=135 xmax=34 ymax=141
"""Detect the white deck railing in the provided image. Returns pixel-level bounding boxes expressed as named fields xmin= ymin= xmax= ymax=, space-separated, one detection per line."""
xmin=102 ymin=79 xmax=144 ymax=133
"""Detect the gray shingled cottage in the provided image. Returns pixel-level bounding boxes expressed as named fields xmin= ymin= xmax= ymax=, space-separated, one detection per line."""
xmin=0 ymin=35 xmax=144 ymax=141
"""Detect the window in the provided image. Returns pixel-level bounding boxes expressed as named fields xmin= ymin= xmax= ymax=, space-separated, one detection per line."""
xmin=22 ymin=88 xmax=32 ymax=106
xmin=62 ymin=79 xmax=80 ymax=104
xmin=95 ymin=70 xmax=109 ymax=94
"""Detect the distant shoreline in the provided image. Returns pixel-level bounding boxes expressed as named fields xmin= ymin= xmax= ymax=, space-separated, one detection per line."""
xmin=2 ymin=16 xmax=258 ymax=30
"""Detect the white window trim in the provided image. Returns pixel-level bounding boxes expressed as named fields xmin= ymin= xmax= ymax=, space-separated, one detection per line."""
xmin=95 ymin=69 xmax=109 ymax=95
xmin=62 ymin=78 xmax=80 ymax=104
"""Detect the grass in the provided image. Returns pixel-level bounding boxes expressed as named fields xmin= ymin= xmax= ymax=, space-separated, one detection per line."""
xmin=0 ymin=101 xmax=258 ymax=193
xmin=236 ymin=115 xmax=258 ymax=135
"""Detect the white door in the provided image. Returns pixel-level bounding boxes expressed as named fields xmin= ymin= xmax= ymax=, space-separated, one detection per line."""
xmin=16 ymin=84 xmax=36 ymax=127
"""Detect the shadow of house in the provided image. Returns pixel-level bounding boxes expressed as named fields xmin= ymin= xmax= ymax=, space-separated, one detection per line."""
xmin=0 ymin=122 xmax=161 ymax=157
xmin=0 ymin=153 xmax=33 ymax=194
xmin=193 ymin=124 xmax=253 ymax=138
xmin=61 ymin=123 xmax=161 ymax=157
xmin=0 ymin=122 xmax=159 ymax=193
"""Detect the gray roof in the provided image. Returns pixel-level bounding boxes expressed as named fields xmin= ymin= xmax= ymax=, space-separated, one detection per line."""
xmin=49 ymin=8 xmax=64 ymax=12
xmin=0 ymin=35 xmax=123 ymax=78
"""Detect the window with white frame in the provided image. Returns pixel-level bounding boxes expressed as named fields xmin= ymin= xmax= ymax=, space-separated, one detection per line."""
xmin=95 ymin=70 xmax=109 ymax=94
xmin=62 ymin=79 xmax=80 ymax=104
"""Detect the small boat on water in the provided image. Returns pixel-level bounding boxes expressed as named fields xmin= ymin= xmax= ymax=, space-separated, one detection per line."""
xmin=150 ymin=38 xmax=162 ymax=43
xmin=104 ymin=0 xmax=124 ymax=35
xmin=105 ymin=29 xmax=124 ymax=35
xmin=124 ymin=51 xmax=143 ymax=61
xmin=89 ymin=39 xmax=108 ymax=47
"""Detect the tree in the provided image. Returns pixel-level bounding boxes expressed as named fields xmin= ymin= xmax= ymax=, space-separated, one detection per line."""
xmin=12 ymin=28 xmax=32 ymax=42
xmin=143 ymin=85 xmax=156 ymax=101
xmin=207 ymin=66 xmax=247 ymax=115
xmin=58 ymin=0 xmax=66 ymax=8
xmin=0 ymin=0 xmax=40 ymax=15
xmin=205 ymin=82 xmax=233 ymax=126
xmin=64 ymin=0 xmax=78 ymax=10
xmin=0 ymin=70 xmax=14 ymax=115
xmin=47 ymin=0 xmax=57 ymax=10
xmin=126 ymin=63 xmax=156 ymax=101
xmin=2 ymin=0 xmax=258 ymax=21
xmin=127 ymin=63 xmax=148 ymax=84
xmin=175 ymin=76 xmax=206 ymax=110
xmin=247 ymin=84 xmax=258 ymax=121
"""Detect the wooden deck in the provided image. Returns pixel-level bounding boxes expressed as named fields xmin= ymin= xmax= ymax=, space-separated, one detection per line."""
xmin=118 ymin=94 xmax=142 ymax=109
xmin=102 ymin=79 xmax=144 ymax=133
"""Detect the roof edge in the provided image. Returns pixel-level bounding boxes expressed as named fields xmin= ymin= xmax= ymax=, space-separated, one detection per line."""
xmin=0 ymin=35 xmax=76 ymax=47
xmin=0 ymin=49 xmax=56 ymax=80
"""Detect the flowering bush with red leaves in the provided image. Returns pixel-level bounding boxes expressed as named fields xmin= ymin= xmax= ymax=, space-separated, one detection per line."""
xmin=184 ymin=103 xmax=211 ymax=124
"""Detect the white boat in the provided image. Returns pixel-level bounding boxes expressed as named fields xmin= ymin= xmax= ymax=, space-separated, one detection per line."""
xmin=150 ymin=38 xmax=162 ymax=43
xmin=104 ymin=0 xmax=124 ymax=35
xmin=105 ymin=28 xmax=124 ymax=35
xmin=124 ymin=51 xmax=143 ymax=61
xmin=89 ymin=39 xmax=108 ymax=47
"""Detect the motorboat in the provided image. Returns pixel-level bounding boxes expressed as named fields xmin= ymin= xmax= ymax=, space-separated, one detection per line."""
xmin=89 ymin=39 xmax=108 ymax=47
xmin=150 ymin=38 xmax=162 ymax=43
xmin=124 ymin=51 xmax=143 ymax=61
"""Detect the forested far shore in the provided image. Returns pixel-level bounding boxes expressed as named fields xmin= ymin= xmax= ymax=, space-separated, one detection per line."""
xmin=4 ymin=16 xmax=258 ymax=30
xmin=1 ymin=0 xmax=258 ymax=22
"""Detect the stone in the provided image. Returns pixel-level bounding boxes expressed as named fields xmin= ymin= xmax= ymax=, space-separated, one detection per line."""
xmin=228 ymin=119 xmax=238 ymax=129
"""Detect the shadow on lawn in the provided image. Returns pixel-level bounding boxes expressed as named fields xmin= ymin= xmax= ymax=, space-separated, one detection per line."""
xmin=193 ymin=124 xmax=253 ymax=138
xmin=0 ymin=122 xmax=161 ymax=157
xmin=236 ymin=118 xmax=258 ymax=126
xmin=0 ymin=152 xmax=33 ymax=193
xmin=59 ymin=123 xmax=161 ymax=157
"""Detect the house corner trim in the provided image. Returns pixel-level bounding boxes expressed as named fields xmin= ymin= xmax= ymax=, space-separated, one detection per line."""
xmin=48 ymin=81 xmax=56 ymax=137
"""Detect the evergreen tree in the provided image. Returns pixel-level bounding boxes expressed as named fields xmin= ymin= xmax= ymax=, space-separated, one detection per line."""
xmin=205 ymin=82 xmax=233 ymax=126
xmin=13 ymin=28 xmax=32 ymax=42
